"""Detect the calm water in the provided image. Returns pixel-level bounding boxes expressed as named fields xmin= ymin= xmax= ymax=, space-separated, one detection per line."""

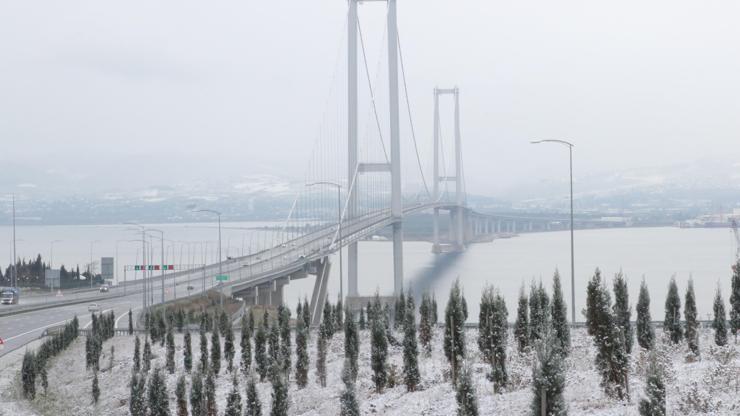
xmin=3 ymin=224 xmax=737 ymax=321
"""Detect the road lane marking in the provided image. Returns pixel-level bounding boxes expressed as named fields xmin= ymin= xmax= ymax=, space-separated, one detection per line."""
xmin=115 ymin=307 xmax=141 ymax=329
xmin=3 ymin=319 xmax=70 ymax=342
xmin=83 ymin=309 xmax=113 ymax=329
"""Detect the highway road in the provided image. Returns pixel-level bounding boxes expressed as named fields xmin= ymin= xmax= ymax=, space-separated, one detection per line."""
xmin=0 ymin=207 xmax=437 ymax=357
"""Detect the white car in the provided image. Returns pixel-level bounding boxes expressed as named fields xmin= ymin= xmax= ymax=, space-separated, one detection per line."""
xmin=88 ymin=303 xmax=100 ymax=312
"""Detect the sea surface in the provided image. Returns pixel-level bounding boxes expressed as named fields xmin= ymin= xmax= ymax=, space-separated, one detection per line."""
xmin=2 ymin=224 xmax=737 ymax=321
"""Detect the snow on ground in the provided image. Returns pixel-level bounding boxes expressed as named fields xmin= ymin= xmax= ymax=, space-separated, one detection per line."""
xmin=2 ymin=326 xmax=739 ymax=415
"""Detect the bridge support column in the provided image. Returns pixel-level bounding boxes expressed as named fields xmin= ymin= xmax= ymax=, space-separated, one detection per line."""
xmin=309 ymin=257 xmax=331 ymax=327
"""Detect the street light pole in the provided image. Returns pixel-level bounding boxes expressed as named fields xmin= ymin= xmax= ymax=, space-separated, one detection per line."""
xmin=194 ymin=209 xmax=223 ymax=307
xmin=531 ymin=139 xmax=576 ymax=324
xmin=307 ymin=181 xmax=343 ymax=301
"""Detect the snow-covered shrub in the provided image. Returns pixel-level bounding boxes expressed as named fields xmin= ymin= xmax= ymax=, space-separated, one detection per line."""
xmin=676 ymin=381 xmax=720 ymax=414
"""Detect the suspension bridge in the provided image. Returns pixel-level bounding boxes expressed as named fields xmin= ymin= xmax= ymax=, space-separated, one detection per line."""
xmin=198 ymin=0 xmax=502 ymax=325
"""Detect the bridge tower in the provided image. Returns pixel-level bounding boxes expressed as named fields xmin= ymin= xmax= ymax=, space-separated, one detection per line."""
xmin=432 ymin=87 xmax=465 ymax=252
xmin=347 ymin=0 xmax=359 ymax=297
xmin=346 ymin=0 xmax=404 ymax=296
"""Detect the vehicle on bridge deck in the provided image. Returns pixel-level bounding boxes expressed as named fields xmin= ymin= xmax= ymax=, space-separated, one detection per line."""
xmin=88 ymin=303 xmax=101 ymax=312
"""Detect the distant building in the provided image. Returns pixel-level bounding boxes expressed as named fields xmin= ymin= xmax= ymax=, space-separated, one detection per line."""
xmin=101 ymin=257 xmax=114 ymax=285
xmin=45 ymin=268 xmax=60 ymax=289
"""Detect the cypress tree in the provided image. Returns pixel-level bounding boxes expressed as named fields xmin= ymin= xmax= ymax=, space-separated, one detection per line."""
xmin=335 ymin=297 xmax=344 ymax=330
xmin=241 ymin=315 xmax=252 ymax=375
xmin=224 ymin=375 xmax=243 ymax=416
xmin=344 ymin=306 xmax=359 ymax=381
xmin=664 ymin=276 xmax=683 ymax=344
xmin=444 ymin=280 xmax=466 ymax=385
xmin=255 ymin=317 xmax=269 ymax=381
xmin=419 ymin=292 xmax=433 ymax=355
xmin=730 ymin=260 xmax=740 ymax=342
xmin=636 ymin=278 xmax=655 ymax=350
xmin=395 ymin=288 xmax=406 ymax=330
xmin=302 ymin=298 xmax=311 ymax=332
xmin=296 ymin=302 xmax=303 ymax=325
xmin=514 ymin=286 xmax=529 ymax=353
xmin=224 ymin=324 xmax=235 ymax=373
xmin=219 ymin=309 xmax=229 ymax=335
xmin=39 ymin=365 xmax=48 ymax=395
xmin=129 ymin=308 xmax=134 ymax=335
xmin=551 ymin=270 xmax=571 ymax=354
xmin=143 ymin=338 xmax=152 ymax=372
xmin=529 ymin=282 xmax=550 ymax=344
xmin=270 ymin=368 xmax=289 ymax=416
xmin=403 ymin=294 xmax=420 ymax=391
xmin=712 ymin=287 xmax=728 ymax=346
xmin=245 ymin=372 xmax=262 ymax=416
xmin=130 ymin=371 xmax=147 ymax=416
xmin=358 ymin=305 xmax=366 ymax=331
xmin=586 ymin=269 xmax=603 ymax=336
xmin=432 ymin=294 xmax=439 ymax=325
xmin=184 ymin=330 xmax=193 ymax=373
xmin=246 ymin=308 xmax=254 ymax=336
xmin=613 ymin=271 xmax=633 ymax=355
xmin=278 ymin=306 xmax=291 ymax=376
xmin=166 ymin=326 xmax=176 ymax=374
xmin=91 ymin=370 xmax=100 ymax=404
xmin=340 ymin=360 xmax=360 ymax=416
xmin=211 ymin=327 xmax=221 ymax=376
xmin=638 ymin=351 xmax=666 ymax=416
xmin=531 ymin=328 xmax=566 ymax=416
xmin=268 ymin=322 xmax=280 ymax=375
xmin=592 ymin=281 xmax=630 ymax=400
xmin=684 ymin=278 xmax=699 ymax=357
xmin=455 ymin=364 xmax=479 ymax=416
xmin=295 ymin=310 xmax=309 ymax=388
xmin=133 ymin=335 xmax=141 ymax=373
xmin=371 ymin=309 xmax=388 ymax=393
xmin=479 ymin=288 xmax=508 ymax=393
xmin=176 ymin=375 xmax=189 ymax=416
xmin=316 ymin=323 xmax=328 ymax=387
xmin=323 ymin=299 xmax=334 ymax=337
xmin=190 ymin=372 xmax=204 ymax=416
xmin=199 ymin=330 xmax=209 ymax=373
xmin=205 ymin=370 xmax=217 ymax=416
xmin=147 ymin=368 xmax=170 ymax=416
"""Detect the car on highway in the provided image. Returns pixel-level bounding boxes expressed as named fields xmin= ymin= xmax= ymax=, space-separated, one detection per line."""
xmin=88 ymin=303 xmax=100 ymax=312
xmin=187 ymin=285 xmax=194 ymax=291
xmin=99 ymin=286 xmax=109 ymax=293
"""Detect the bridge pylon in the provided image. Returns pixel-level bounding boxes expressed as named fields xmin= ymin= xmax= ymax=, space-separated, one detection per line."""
xmin=432 ymin=87 xmax=466 ymax=253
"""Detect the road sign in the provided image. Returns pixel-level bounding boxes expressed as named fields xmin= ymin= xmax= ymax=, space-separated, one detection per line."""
xmin=216 ymin=275 xmax=229 ymax=282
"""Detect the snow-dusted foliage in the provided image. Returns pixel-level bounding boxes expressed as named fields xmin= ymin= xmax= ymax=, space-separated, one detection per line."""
xmin=638 ymin=351 xmax=665 ymax=416
xmin=664 ymin=277 xmax=683 ymax=344
xmin=514 ymin=286 xmax=529 ymax=353
xmin=684 ymin=279 xmax=700 ymax=357
xmin=613 ymin=271 xmax=633 ymax=355
xmin=444 ymin=279 xmax=467 ymax=384
xmin=551 ymin=270 xmax=571 ymax=354
xmin=531 ymin=327 xmax=566 ymax=416
xmin=636 ymin=279 xmax=655 ymax=350
xmin=712 ymin=287 xmax=728 ymax=346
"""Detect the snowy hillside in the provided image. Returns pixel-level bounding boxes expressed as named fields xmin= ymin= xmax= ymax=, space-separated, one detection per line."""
xmin=2 ymin=326 xmax=739 ymax=415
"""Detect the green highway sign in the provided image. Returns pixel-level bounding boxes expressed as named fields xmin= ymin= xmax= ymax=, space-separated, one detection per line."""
xmin=216 ymin=275 xmax=229 ymax=282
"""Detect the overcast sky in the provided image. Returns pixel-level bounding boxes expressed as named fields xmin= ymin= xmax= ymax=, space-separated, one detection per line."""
xmin=2 ymin=0 xmax=739 ymax=197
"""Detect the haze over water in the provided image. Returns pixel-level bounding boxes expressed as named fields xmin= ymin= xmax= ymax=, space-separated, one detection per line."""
xmin=3 ymin=223 xmax=735 ymax=321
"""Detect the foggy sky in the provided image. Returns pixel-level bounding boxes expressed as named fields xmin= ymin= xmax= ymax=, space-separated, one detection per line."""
xmin=2 ymin=0 xmax=739 ymax=197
